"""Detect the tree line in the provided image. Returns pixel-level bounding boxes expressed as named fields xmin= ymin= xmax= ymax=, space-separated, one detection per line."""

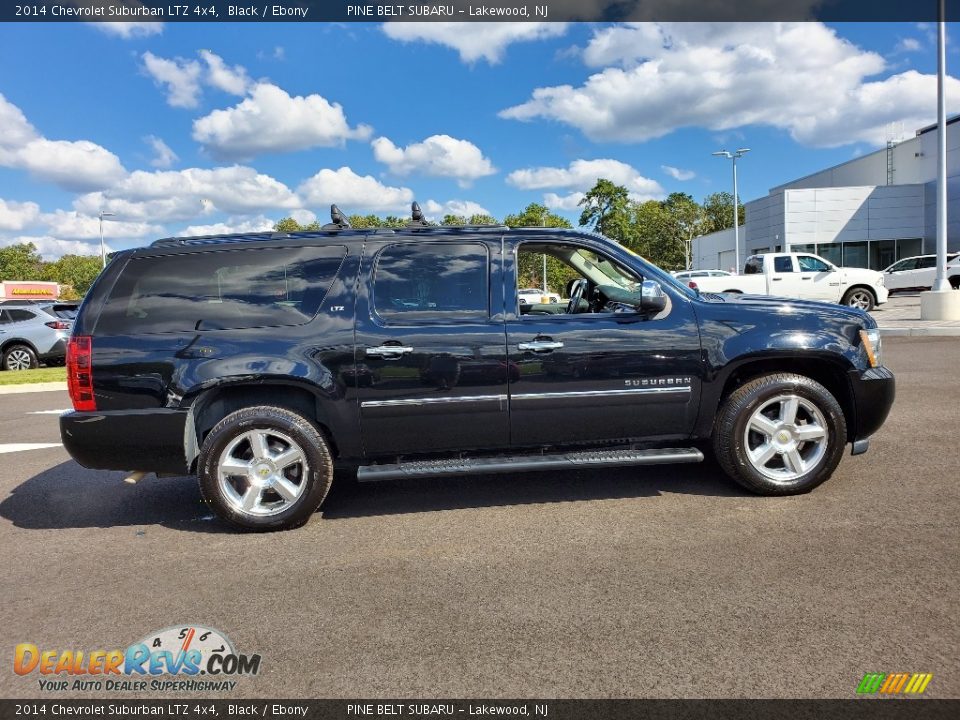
xmin=0 ymin=178 xmax=741 ymax=299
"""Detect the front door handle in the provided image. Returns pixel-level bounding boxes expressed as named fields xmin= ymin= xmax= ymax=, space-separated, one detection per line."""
xmin=771 ymin=277 xmax=783 ymax=281
xmin=366 ymin=345 xmax=414 ymax=358
xmin=518 ymin=339 xmax=564 ymax=353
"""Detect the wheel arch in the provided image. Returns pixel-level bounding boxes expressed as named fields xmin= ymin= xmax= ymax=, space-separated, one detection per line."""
xmin=843 ymin=284 xmax=878 ymax=304
xmin=184 ymin=381 xmax=343 ymax=472
xmin=1 ymin=337 xmax=39 ymax=357
xmin=710 ymin=354 xmax=857 ymax=442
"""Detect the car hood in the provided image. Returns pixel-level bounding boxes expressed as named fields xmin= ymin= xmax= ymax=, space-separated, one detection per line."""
xmin=696 ymin=291 xmax=874 ymax=326
xmin=837 ymin=266 xmax=882 ymax=282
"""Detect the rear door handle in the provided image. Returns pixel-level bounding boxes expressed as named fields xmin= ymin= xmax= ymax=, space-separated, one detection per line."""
xmin=518 ymin=340 xmax=564 ymax=352
xmin=366 ymin=345 xmax=414 ymax=358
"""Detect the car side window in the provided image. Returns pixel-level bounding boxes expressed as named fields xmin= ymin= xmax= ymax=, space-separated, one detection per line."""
xmin=744 ymin=257 xmax=763 ymax=274
xmin=7 ymin=309 xmax=35 ymax=322
xmin=373 ymin=242 xmax=489 ymax=325
xmin=773 ymin=256 xmax=794 ymax=273
xmin=797 ymin=255 xmax=831 ymax=272
xmin=917 ymin=257 xmax=937 ymax=269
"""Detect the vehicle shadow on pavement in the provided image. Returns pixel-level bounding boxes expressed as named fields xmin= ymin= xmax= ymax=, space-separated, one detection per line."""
xmin=0 ymin=459 xmax=746 ymax=532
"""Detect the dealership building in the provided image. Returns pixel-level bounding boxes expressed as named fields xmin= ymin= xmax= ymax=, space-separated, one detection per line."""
xmin=692 ymin=117 xmax=960 ymax=272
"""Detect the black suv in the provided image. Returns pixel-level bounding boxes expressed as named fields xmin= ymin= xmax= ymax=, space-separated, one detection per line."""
xmin=61 ymin=205 xmax=895 ymax=530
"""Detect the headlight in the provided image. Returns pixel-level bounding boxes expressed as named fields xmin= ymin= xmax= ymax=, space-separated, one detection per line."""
xmin=877 ymin=275 xmax=885 ymax=287
xmin=859 ymin=328 xmax=882 ymax=368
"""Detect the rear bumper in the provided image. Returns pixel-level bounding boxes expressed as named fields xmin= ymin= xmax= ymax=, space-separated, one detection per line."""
xmin=39 ymin=338 xmax=66 ymax=361
xmin=60 ymin=408 xmax=190 ymax=474
xmin=848 ymin=366 xmax=895 ymax=442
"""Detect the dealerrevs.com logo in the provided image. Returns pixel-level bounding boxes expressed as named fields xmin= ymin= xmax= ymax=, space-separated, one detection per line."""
xmin=14 ymin=625 xmax=261 ymax=693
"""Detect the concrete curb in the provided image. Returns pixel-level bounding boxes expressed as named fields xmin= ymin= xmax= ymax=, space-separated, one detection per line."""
xmin=0 ymin=381 xmax=68 ymax=395
xmin=878 ymin=327 xmax=960 ymax=337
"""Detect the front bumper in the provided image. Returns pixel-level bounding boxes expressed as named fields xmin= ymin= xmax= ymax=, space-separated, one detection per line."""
xmin=875 ymin=285 xmax=890 ymax=305
xmin=60 ymin=408 xmax=190 ymax=474
xmin=848 ymin=365 xmax=895 ymax=442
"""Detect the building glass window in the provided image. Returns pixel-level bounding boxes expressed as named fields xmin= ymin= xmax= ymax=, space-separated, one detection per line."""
xmin=842 ymin=242 xmax=869 ymax=268
xmin=870 ymin=240 xmax=896 ymax=271
xmin=817 ymin=244 xmax=842 ymax=267
xmin=896 ymin=238 xmax=922 ymax=261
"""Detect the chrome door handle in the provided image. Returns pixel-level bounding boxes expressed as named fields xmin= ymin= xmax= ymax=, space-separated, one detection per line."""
xmin=366 ymin=345 xmax=414 ymax=358
xmin=518 ymin=340 xmax=564 ymax=352
xmin=771 ymin=277 xmax=783 ymax=281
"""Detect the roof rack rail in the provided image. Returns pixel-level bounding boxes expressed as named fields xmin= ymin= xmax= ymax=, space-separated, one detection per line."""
xmin=151 ymin=231 xmax=288 ymax=247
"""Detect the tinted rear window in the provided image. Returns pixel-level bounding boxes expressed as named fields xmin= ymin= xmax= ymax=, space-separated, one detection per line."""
xmin=96 ymin=245 xmax=346 ymax=335
xmin=7 ymin=309 xmax=37 ymax=322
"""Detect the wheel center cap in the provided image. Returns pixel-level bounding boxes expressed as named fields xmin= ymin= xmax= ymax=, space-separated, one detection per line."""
xmin=253 ymin=462 xmax=275 ymax=484
xmin=776 ymin=430 xmax=792 ymax=444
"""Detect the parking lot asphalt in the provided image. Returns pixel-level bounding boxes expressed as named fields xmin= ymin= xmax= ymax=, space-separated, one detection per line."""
xmin=0 ymin=336 xmax=957 ymax=700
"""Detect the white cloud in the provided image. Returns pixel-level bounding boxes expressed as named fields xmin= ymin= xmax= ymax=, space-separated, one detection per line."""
xmin=0 ymin=94 xmax=126 ymax=192
xmin=145 ymin=135 xmax=178 ymax=169
xmin=382 ymin=22 xmax=568 ymax=64
xmin=298 ymin=167 xmax=413 ymax=213
xmin=40 ymin=210 xmax=160 ymax=240
xmin=662 ymin=164 xmax=695 ymax=181
xmin=200 ymin=50 xmax=251 ymax=95
xmin=177 ymin=215 xmax=276 ymax=237
xmin=0 ymin=199 xmax=41 ymax=231
xmin=501 ymin=22 xmax=960 ymax=148
xmin=89 ymin=22 xmax=164 ymax=39
xmin=422 ymin=199 xmax=491 ymax=220
xmin=74 ymin=165 xmax=300 ymax=223
xmin=372 ymin=134 xmax=496 ymax=187
xmin=141 ymin=51 xmax=203 ymax=108
xmin=192 ymin=83 xmax=372 ymax=160
xmin=894 ymin=37 xmax=922 ymax=54
xmin=543 ymin=192 xmax=584 ymax=212
xmin=507 ymin=158 xmax=663 ymax=201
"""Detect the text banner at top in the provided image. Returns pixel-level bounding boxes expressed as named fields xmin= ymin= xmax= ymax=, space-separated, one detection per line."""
xmin=3 ymin=0 xmax=959 ymax=24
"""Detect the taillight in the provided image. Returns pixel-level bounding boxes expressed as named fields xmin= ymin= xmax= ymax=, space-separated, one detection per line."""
xmin=687 ymin=280 xmax=699 ymax=290
xmin=45 ymin=320 xmax=70 ymax=330
xmin=67 ymin=336 xmax=96 ymax=411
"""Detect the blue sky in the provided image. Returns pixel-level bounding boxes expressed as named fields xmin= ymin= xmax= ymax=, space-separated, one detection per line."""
xmin=0 ymin=21 xmax=957 ymax=257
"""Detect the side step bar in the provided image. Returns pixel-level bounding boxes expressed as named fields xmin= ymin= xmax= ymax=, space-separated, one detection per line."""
xmin=357 ymin=447 xmax=704 ymax=482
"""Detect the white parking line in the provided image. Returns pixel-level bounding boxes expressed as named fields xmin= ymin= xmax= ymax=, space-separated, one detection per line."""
xmin=0 ymin=443 xmax=62 ymax=454
xmin=26 ymin=409 xmax=71 ymax=415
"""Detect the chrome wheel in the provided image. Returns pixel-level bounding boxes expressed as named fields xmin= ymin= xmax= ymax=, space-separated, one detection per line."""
xmin=217 ymin=428 xmax=309 ymax=517
xmin=5 ymin=348 xmax=33 ymax=371
xmin=743 ymin=394 xmax=828 ymax=484
xmin=845 ymin=290 xmax=873 ymax=310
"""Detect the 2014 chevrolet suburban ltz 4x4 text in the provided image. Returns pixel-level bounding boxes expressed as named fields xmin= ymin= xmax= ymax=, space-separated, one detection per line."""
xmin=60 ymin=204 xmax=895 ymax=530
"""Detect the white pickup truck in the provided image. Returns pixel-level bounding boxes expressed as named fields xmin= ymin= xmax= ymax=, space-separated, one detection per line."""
xmin=687 ymin=252 xmax=888 ymax=311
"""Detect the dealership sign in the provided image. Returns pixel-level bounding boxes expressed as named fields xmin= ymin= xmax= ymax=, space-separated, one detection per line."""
xmin=0 ymin=281 xmax=59 ymax=299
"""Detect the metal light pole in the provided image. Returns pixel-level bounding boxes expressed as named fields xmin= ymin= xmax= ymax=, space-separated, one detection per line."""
xmin=98 ymin=210 xmax=114 ymax=268
xmin=933 ymin=0 xmax=949 ymax=291
xmin=713 ymin=149 xmax=751 ymax=273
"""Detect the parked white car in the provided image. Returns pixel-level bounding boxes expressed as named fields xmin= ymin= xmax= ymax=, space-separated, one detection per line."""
xmin=689 ymin=252 xmax=888 ymax=311
xmin=518 ymin=287 xmax=561 ymax=305
xmin=883 ymin=253 xmax=960 ymax=292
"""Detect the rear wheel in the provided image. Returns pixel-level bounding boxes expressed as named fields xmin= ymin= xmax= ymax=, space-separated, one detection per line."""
xmin=950 ymin=275 xmax=960 ymax=290
xmin=3 ymin=344 xmax=38 ymax=371
xmin=713 ymin=373 xmax=846 ymax=495
xmin=198 ymin=406 xmax=333 ymax=531
xmin=841 ymin=287 xmax=875 ymax=312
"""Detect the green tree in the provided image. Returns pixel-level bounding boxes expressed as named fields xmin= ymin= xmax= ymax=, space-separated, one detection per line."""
xmin=273 ymin=217 xmax=303 ymax=232
xmin=578 ymin=179 xmax=630 ymax=243
xmin=702 ymin=191 xmax=745 ymax=234
xmin=0 ymin=242 xmax=45 ymax=281
xmin=43 ymin=254 xmax=103 ymax=296
xmin=468 ymin=214 xmax=498 ymax=225
xmin=505 ymin=204 xmax=576 ymax=293
xmin=442 ymin=214 xmax=467 ymax=226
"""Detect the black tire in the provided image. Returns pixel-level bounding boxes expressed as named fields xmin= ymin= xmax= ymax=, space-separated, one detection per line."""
xmin=197 ymin=406 xmax=333 ymax=531
xmin=3 ymin=344 xmax=38 ymax=371
xmin=841 ymin=287 xmax=875 ymax=312
xmin=950 ymin=275 xmax=960 ymax=290
xmin=722 ymin=289 xmax=743 ymax=294
xmin=713 ymin=373 xmax=846 ymax=496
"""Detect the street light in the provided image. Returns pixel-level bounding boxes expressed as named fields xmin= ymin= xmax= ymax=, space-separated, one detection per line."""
xmin=98 ymin=210 xmax=114 ymax=268
xmin=713 ymin=148 xmax=751 ymax=273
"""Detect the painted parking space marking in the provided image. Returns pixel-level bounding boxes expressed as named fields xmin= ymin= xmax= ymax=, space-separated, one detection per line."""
xmin=0 ymin=443 xmax=62 ymax=454
xmin=26 ymin=409 xmax=71 ymax=415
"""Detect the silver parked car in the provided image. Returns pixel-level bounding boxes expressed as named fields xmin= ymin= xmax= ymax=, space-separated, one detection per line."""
xmin=0 ymin=304 xmax=74 ymax=370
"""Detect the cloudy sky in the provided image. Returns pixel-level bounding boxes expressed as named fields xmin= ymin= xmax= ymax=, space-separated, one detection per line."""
xmin=0 ymin=21 xmax=957 ymax=258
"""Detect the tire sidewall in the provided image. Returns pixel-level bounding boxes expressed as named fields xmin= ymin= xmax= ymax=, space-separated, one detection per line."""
xmin=198 ymin=408 xmax=332 ymax=531
xmin=3 ymin=344 xmax=38 ymax=371
xmin=723 ymin=376 xmax=846 ymax=494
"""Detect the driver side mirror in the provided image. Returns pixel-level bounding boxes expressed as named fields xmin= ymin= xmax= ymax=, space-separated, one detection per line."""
xmin=639 ymin=280 xmax=667 ymax=315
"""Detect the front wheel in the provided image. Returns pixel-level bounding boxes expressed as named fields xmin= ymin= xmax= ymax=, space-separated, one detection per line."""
xmin=713 ymin=373 xmax=847 ymax=495
xmin=198 ymin=406 xmax=333 ymax=531
xmin=841 ymin=287 xmax=875 ymax=312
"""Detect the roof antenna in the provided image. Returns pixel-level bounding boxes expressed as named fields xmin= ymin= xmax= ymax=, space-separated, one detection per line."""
xmin=407 ymin=201 xmax=429 ymax=227
xmin=322 ymin=204 xmax=351 ymax=231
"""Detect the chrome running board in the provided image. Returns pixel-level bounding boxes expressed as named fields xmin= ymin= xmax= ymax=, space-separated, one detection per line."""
xmin=356 ymin=447 xmax=704 ymax=482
